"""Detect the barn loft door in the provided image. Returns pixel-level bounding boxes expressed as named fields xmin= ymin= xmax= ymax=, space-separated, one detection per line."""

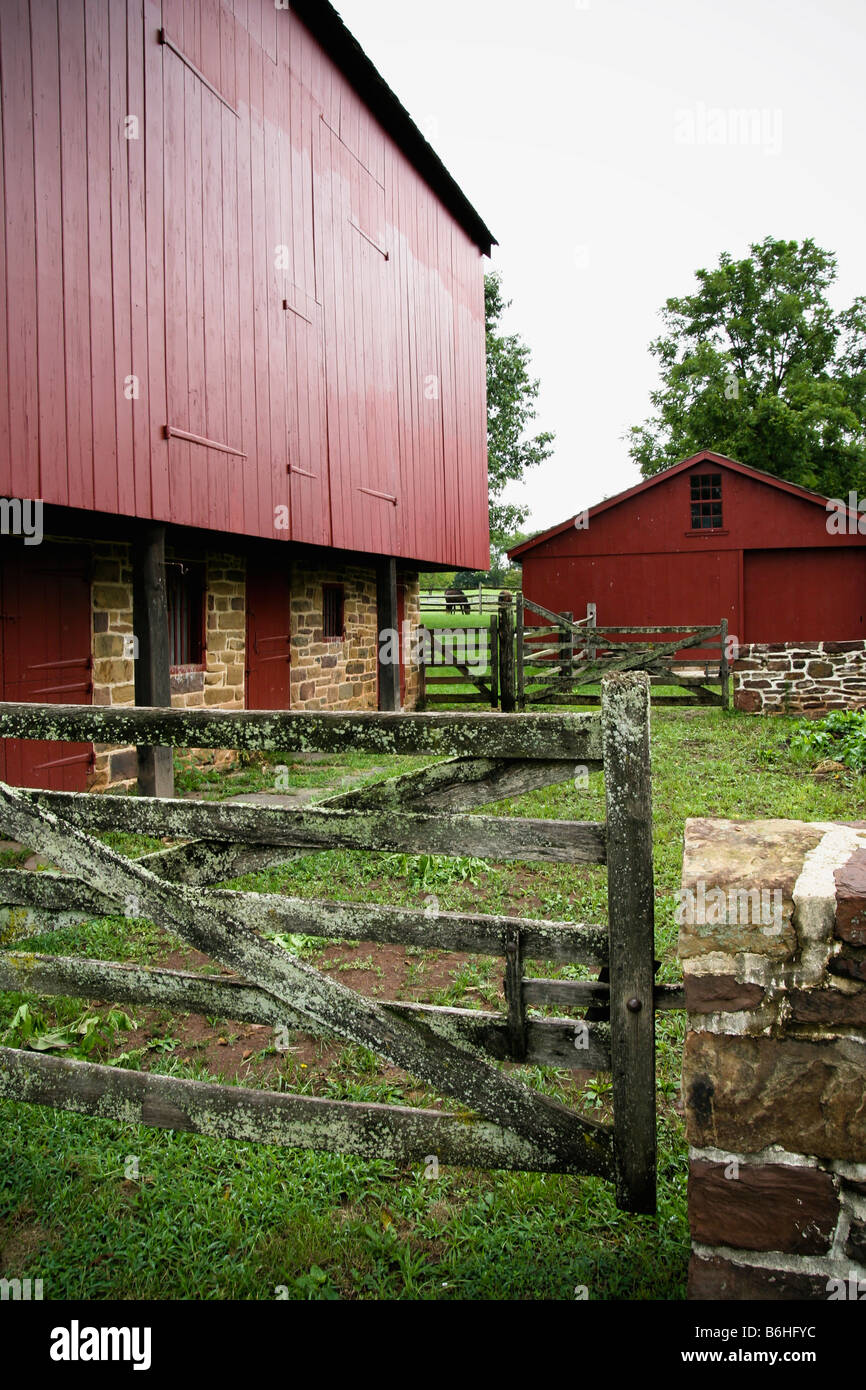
xmin=162 ymin=26 xmax=244 ymax=530
xmin=316 ymin=114 xmax=400 ymax=556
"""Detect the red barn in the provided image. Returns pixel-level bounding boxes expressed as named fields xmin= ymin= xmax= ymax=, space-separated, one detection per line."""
xmin=509 ymin=451 xmax=866 ymax=648
xmin=0 ymin=0 xmax=494 ymax=791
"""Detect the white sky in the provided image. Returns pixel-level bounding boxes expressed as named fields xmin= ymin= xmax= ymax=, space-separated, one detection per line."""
xmin=334 ymin=0 xmax=866 ymax=536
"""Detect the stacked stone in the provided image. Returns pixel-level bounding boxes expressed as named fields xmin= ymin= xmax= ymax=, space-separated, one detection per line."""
xmin=680 ymin=817 xmax=866 ymax=1299
xmin=195 ymin=552 xmax=245 ymax=709
xmin=89 ymin=541 xmax=137 ymax=790
xmin=398 ymin=570 xmax=422 ymax=711
xmin=290 ymin=565 xmax=379 ymax=711
xmin=734 ymin=641 xmax=866 ymax=715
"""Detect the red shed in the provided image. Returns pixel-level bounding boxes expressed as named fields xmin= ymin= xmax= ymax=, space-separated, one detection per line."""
xmin=0 ymin=0 xmax=494 ymax=790
xmin=509 ymin=452 xmax=866 ymax=647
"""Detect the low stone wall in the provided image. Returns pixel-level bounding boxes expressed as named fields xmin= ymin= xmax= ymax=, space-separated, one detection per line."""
xmin=679 ymin=817 xmax=866 ymax=1299
xmin=734 ymin=641 xmax=866 ymax=716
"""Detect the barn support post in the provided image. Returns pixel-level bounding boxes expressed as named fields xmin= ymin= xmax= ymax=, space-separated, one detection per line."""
xmin=498 ymin=594 xmax=516 ymax=713
xmin=720 ymin=618 xmax=730 ymax=708
xmin=602 ymin=672 xmax=656 ymax=1215
xmin=376 ymin=558 xmax=400 ymax=712
xmin=132 ymin=524 xmax=174 ymax=798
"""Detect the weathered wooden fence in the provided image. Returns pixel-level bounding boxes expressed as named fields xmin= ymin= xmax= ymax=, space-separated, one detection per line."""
xmin=417 ymin=621 xmax=498 ymax=710
xmin=0 ymin=678 xmax=674 ymax=1214
xmin=515 ymin=601 xmax=730 ymax=710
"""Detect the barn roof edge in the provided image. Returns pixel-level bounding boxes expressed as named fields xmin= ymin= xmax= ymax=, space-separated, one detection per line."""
xmin=292 ymin=0 xmax=498 ymax=256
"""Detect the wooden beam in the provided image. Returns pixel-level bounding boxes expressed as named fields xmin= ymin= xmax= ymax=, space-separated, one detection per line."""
xmin=0 ymin=873 xmax=611 ymax=966
xmin=0 ymin=703 xmax=603 ymax=761
xmin=602 ymin=673 xmax=657 ymax=1215
xmin=11 ymin=790 xmax=608 ymax=865
xmin=377 ymin=558 xmax=400 ymax=712
xmin=132 ymin=523 xmax=174 ymax=798
xmin=0 ymin=954 xmax=612 ymax=1070
xmin=0 ymin=1046 xmax=614 ymax=1177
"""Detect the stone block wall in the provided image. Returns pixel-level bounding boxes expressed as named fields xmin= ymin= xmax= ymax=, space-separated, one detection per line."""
xmin=290 ymin=563 xmax=378 ymax=711
xmin=734 ymin=641 xmax=866 ymax=716
xmin=66 ymin=540 xmax=421 ymax=788
xmin=289 ymin=563 xmax=421 ymax=712
xmin=399 ymin=570 xmax=422 ymax=711
xmin=181 ymin=551 xmax=246 ymax=710
xmin=89 ymin=541 xmax=137 ymax=791
xmin=89 ymin=543 xmax=245 ymax=791
xmin=680 ymin=817 xmax=866 ymax=1299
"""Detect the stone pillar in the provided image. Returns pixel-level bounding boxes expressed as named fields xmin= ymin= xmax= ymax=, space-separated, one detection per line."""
xmin=679 ymin=817 xmax=866 ymax=1299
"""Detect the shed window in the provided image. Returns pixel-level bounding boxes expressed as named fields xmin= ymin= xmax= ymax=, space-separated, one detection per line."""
xmin=167 ymin=564 xmax=205 ymax=667
xmin=323 ymin=584 xmax=345 ymax=641
xmin=690 ymin=474 xmax=723 ymax=530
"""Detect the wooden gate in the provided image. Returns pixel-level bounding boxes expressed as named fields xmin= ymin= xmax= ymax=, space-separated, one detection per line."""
xmin=516 ymin=598 xmax=730 ymax=710
xmin=0 ymin=676 xmax=672 ymax=1215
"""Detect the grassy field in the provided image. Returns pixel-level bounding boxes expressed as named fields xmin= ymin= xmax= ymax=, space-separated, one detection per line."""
xmin=0 ymin=708 xmax=863 ymax=1301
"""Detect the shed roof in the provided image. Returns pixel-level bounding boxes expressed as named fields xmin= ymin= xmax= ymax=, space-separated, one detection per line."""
xmin=508 ymin=451 xmax=840 ymax=559
xmin=292 ymin=1 xmax=497 ymax=256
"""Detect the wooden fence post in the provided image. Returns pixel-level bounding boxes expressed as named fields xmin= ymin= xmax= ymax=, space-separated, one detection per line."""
xmin=601 ymin=672 xmax=656 ymax=1215
xmin=720 ymin=618 xmax=730 ymax=708
xmin=418 ymin=626 xmax=429 ymax=712
xmin=559 ymin=611 xmax=574 ymax=694
xmin=489 ymin=614 xmax=500 ymax=710
xmin=586 ymin=602 xmax=597 ymax=664
xmin=498 ymin=595 xmax=516 ymax=713
xmin=515 ymin=593 xmax=525 ymax=711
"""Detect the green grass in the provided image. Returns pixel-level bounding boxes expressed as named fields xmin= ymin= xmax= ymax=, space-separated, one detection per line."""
xmin=0 ymin=708 xmax=863 ymax=1300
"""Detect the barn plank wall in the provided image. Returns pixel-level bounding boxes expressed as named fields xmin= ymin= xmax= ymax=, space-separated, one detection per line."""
xmin=517 ymin=459 xmax=866 ymax=645
xmin=0 ymin=0 xmax=490 ymax=572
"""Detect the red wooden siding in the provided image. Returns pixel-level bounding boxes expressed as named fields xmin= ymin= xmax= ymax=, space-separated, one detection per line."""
xmin=0 ymin=545 xmax=93 ymax=789
xmin=516 ymin=456 xmax=866 ymax=645
xmin=0 ymin=0 xmax=489 ymax=572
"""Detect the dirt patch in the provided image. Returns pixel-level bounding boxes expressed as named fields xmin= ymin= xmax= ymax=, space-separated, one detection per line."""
xmin=0 ymin=1216 xmax=55 ymax=1273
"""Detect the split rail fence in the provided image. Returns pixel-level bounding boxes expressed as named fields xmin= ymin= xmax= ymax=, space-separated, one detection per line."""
xmin=0 ymin=678 xmax=677 ymax=1214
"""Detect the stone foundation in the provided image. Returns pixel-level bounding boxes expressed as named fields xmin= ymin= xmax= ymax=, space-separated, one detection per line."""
xmin=35 ymin=537 xmax=421 ymax=790
xmin=88 ymin=543 xmax=245 ymax=791
xmin=290 ymin=563 xmax=421 ymax=713
xmin=680 ymin=817 xmax=866 ymax=1300
xmin=734 ymin=641 xmax=866 ymax=716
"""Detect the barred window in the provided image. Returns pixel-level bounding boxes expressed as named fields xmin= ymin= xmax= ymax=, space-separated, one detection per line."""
xmin=323 ymin=584 xmax=345 ymax=641
xmin=690 ymin=474 xmax=723 ymax=530
xmin=167 ymin=564 xmax=205 ymax=667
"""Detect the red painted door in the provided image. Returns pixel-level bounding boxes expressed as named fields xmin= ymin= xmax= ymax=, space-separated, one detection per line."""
xmin=245 ymin=562 xmax=292 ymax=710
xmin=0 ymin=545 xmax=93 ymax=790
xmin=744 ymin=549 xmax=866 ymax=642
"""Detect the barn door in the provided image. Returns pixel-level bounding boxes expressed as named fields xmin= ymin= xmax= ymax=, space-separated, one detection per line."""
xmin=245 ymin=561 xmax=292 ymax=711
xmin=0 ymin=545 xmax=93 ymax=790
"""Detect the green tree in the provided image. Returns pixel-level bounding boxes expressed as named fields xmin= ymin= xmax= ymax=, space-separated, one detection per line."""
xmin=628 ymin=237 xmax=866 ymax=497
xmin=486 ymin=273 xmax=554 ymax=562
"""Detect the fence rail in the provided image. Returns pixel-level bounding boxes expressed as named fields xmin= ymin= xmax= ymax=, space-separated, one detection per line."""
xmin=419 ymin=586 xmax=521 ymax=615
xmin=0 ymin=683 xmax=659 ymax=1213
